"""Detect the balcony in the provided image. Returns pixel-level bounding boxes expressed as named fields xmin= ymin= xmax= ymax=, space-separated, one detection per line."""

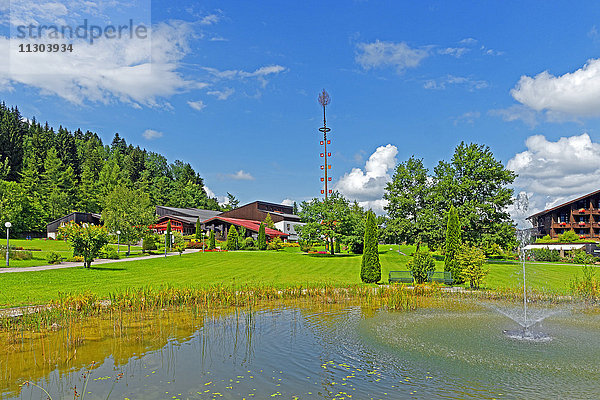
xmin=574 ymin=222 xmax=590 ymax=228
xmin=552 ymin=222 xmax=569 ymax=229
xmin=572 ymin=208 xmax=590 ymax=215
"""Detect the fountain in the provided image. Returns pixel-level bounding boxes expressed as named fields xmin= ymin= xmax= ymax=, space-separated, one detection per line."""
xmin=500 ymin=192 xmax=553 ymax=341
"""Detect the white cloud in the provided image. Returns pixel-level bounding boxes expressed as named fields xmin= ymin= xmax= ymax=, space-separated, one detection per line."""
xmin=200 ymin=13 xmax=221 ymax=25
xmin=225 ymin=170 xmax=254 ymax=181
xmin=335 ymin=144 xmax=398 ymax=214
xmin=511 ymin=58 xmax=600 ymax=116
xmin=204 ymin=65 xmax=286 ymax=80
xmin=0 ymin=20 xmax=198 ymax=106
xmin=488 ymin=105 xmax=538 ymax=128
xmin=437 ymin=47 xmax=469 ymax=58
xmin=459 ymin=38 xmax=478 ymax=45
xmin=204 ymin=185 xmax=216 ymax=198
xmin=424 ymin=75 xmax=488 ymax=91
xmin=281 ymin=199 xmax=294 ymax=206
xmin=142 ymin=129 xmax=163 ymax=140
xmin=355 ymin=40 xmax=429 ymax=73
xmin=507 ymin=133 xmax=600 ymax=218
xmin=188 ymin=100 xmax=206 ymax=111
xmin=207 ymin=87 xmax=234 ymax=100
xmin=453 ymin=111 xmax=480 ymax=125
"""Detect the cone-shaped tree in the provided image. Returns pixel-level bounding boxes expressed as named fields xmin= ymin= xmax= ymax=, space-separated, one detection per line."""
xmin=195 ymin=217 xmax=201 ymax=239
xmin=166 ymin=220 xmax=172 ymax=251
xmin=258 ymin=222 xmax=267 ymax=250
xmin=209 ymin=230 xmax=216 ymax=250
xmin=226 ymin=225 xmax=239 ymax=250
xmin=360 ymin=210 xmax=381 ymax=283
xmin=444 ymin=206 xmax=462 ymax=283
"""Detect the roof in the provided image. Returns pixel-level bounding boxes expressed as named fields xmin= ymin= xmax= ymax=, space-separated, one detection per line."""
xmin=528 ymin=189 xmax=600 ymax=219
xmin=266 ymin=210 xmax=301 ymax=221
xmin=203 ymin=216 xmax=289 ymax=237
xmin=524 ymin=244 xmax=586 ymax=251
xmin=156 ymin=206 xmax=221 ymax=220
xmin=155 ymin=215 xmax=199 ymax=225
xmin=46 ymin=212 xmax=101 ymax=227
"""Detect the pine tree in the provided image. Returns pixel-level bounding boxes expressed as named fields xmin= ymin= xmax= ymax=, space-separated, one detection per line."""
xmin=258 ymin=223 xmax=267 ymax=250
xmin=360 ymin=210 xmax=381 ymax=283
xmin=444 ymin=206 xmax=462 ymax=283
xmin=195 ymin=217 xmax=202 ymax=239
xmin=293 ymin=201 xmax=298 ymax=215
xmin=209 ymin=230 xmax=216 ymax=250
xmin=263 ymin=213 xmax=275 ymax=229
xmin=226 ymin=225 xmax=239 ymax=250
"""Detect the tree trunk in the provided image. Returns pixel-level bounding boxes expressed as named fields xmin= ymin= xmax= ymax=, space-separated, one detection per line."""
xmin=127 ymin=243 xmax=131 ymax=256
xmin=330 ymin=237 xmax=335 ymax=255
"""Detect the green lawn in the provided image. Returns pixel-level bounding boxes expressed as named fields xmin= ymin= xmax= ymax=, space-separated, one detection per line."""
xmin=0 ymin=244 xmax=586 ymax=307
xmin=2 ymin=239 xmax=143 ymax=268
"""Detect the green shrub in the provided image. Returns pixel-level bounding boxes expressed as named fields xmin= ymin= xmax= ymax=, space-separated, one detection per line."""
xmin=558 ymin=230 xmax=579 ymax=242
xmin=267 ymin=237 xmax=283 ymax=251
xmin=535 ymin=234 xmax=553 ymax=243
xmin=570 ymin=249 xmax=596 ymax=265
xmin=347 ymin=236 xmax=364 ymax=254
xmin=299 ymin=241 xmax=313 ymax=253
xmin=209 ymin=230 xmax=216 ymax=250
xmin=407 ymin=250 xmax=435 ymax=284
xmin=99 ymin=246 xmax=119 ymax=259
xmin=444 ymin=206 xmax=461 ymax=280
xmin=67 ymin=255 xmax=85 ymax=262
xmin=244 ymin=237 xmax=255 ymax=249
xmin=9 ymin=250 xmax=33 ymax=260
xmin=360 ymin=211 xmax=381 ymax=283
xmin=226 ymin=225 xmax=239 ymax=250
xmin=334 ymin=240 xmax=341 ymax=254
xmin=570 ymin=265 xmax=599 ymax=299
xmin=46 ymin=251 xmax=62 ymax=264
xmin=532 ymin=247 xmax=560 ymax=262
xmin=143 ymin=235 xmax=157 ymax=252
xmin=456 ymin=245 xmax=488 ymax=289
xmin=186 ymin=241 xmax=207 ymax=249
xmin=258 ymin=223 xmax=267 ymax=250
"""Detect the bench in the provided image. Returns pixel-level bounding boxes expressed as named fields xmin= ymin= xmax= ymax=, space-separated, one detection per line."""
xmin=389 ymin=270 xmax=453 ymax=285
xmin=388 ymin=271 xmax=414 ymax=283
xmin=427 ymin=271 xmax=453 ymax=285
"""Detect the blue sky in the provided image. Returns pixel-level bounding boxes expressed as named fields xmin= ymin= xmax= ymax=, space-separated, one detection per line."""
xmin=3 ymin=1 xmax=600 ymax=216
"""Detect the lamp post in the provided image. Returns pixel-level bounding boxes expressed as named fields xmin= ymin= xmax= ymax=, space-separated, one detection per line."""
xmin=116 ymin=230 xmax=121 ymax=255
xmin=5 ymin=222 xmax=11 ymax=267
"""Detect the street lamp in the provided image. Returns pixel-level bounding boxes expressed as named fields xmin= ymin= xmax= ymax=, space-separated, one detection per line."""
xmin=116 ymin=230 xmax=121 ymax=255
xmin=5 ymin=221 xmax=11 ymax=267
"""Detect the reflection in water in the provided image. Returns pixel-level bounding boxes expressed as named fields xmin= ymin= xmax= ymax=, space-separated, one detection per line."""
xmin=3 ymin=300 xmax=600 ymax=399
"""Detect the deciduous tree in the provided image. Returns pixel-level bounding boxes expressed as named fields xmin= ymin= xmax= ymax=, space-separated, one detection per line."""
xmin=102 ymin=187 xmax=155 ymax=255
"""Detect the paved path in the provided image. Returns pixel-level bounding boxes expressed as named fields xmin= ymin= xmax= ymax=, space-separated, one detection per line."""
xmin=0 ymin=249 xmax=200 ymax=273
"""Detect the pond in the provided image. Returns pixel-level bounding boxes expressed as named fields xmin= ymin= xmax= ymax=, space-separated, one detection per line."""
xmin=3 ymin=299 xmax=600 ymax=399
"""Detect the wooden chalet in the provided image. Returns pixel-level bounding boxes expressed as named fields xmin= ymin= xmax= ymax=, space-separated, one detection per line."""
xmin=150 ymin=206 xmax=221 ymax=235
xmin=46 ymin=212 xmax=102 ymax=239
xmin=219 ymin=201 xmax=303 ymax=241
xmin=528 ymin=189 xmax=600 ymax=239
xmin=203 ymin=216 xmax=289 ymax=241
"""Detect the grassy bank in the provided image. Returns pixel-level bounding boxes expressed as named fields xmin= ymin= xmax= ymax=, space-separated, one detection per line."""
xmin=0 ymin=244 xmax=587 ymax=308
xmin=2 ymin=239 xmax=143 ymax=268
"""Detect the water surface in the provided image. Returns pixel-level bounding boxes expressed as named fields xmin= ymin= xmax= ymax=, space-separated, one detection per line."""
xmin=3 ymin=300 xmax=600 ymax=399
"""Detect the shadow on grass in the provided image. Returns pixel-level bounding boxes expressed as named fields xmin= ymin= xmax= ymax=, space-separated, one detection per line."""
xmin=304 ymin=253 xmax=360 ymax=258
xmin=88 ymin=265 xmax=126 ymax=271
